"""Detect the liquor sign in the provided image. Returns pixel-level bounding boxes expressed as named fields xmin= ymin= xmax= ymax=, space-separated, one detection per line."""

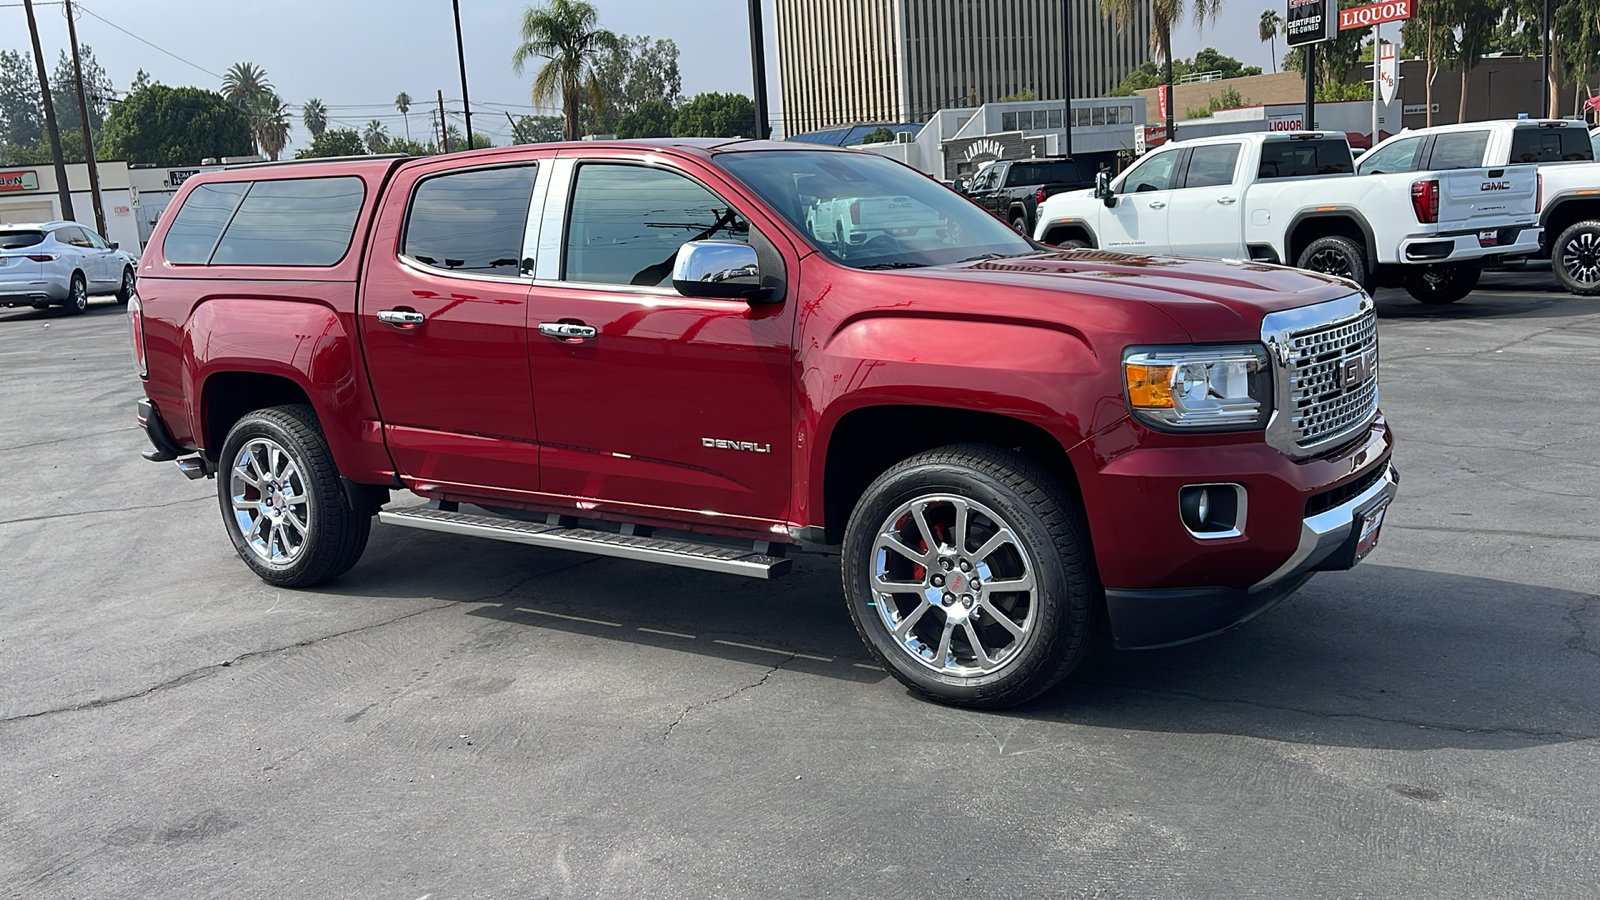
xmin=1378 ymin=43 xmax=1398 ymax=103
xmin=1268 ymin=114 xmax=1306 ymax=131
xmin=0 ymin=170 xmax=40 ymax=193
xmin=1286 ymin=0 xmax=1334 ymax=46
xmin=1339 ymin=0 xmax=1412 ymax=30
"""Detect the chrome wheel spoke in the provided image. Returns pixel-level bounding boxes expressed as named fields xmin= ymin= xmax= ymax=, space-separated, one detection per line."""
xmin=232 ymin=496 xmax=256 ymax=511
xmin=872 ymin=573 xmax=920 ymax=594
xmin=983 ymin=572 xmax=1035 ymax=593
xmin=951 ymin=498 xmax=970 ymax=553
xmin=879 ymin=532 xmax=931 ymax=567
xmin=934 ymin=618 xmax=957 ymax=667
xmin=893 ymin=601 xmax=932 ymax=641
xmin=981 ymin=601 xmax=1026 ymax=639
xmin=962 ymin=620 xmax=994 ymax=668
xmin=972 ymin=529 xmax=1014 ymax=564
xmin=910 ymin=503 xmax=938 ymax=553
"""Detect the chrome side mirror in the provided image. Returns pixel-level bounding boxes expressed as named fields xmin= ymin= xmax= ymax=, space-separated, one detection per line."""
xmin=672 ymin=240 xmax=766 ymax=301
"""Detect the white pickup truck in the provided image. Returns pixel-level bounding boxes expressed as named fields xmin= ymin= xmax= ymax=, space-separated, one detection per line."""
xmin=1359 ymin=119 xmax=1600 ymax=295
xmin=1036 ymin=131 xmax=1542 ymax=304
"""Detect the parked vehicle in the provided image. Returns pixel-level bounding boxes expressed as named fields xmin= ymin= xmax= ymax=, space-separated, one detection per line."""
xmin=1359 ymin=119 xmax=1600 ymax=295
xmin=963 ymin=157 xmax=1092 ymax=235
xmin=805 ymin=193 xmax=949 ymax=249
xmin=132 ymin=141 xmax=1396 ymax=709
xmin=0 ymin=221 xmax=138 ymax=314
xmin=1036 ymin=131 xmax=1542 ymax=305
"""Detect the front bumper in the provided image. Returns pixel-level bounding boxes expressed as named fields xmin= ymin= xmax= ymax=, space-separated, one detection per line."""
xmin=1397 ymin=224 xmax=1542 ymax=264
xmin=1104 ymin=459 xmax=1398 ymax=649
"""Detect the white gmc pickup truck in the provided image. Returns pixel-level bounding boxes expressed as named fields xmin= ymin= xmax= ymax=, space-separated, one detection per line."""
xmin=1359 ymin=119 xmax=1600 ymax=295
xmin=1036 ymin=131 xmax=1542 ymax=305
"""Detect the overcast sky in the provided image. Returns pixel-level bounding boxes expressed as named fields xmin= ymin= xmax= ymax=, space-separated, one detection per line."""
xmin=3 ymin=0 xmax=1269 ymax=146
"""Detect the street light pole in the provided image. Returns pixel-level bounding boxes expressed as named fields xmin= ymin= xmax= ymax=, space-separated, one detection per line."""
xmin=62 ymin=0 xmax=106 ymax=239
xmin=451 ymin=0 xmax=473 ymax=148
xmin=1062 ymin=0 xmax=1074 ymax=157
xmin=747 ymin=0 xmax=771 ymax=139
xmin=22 ymin=0 xmax=74 ymax=223
xmin=1540 ymin=0 xmax=1551 ymax=117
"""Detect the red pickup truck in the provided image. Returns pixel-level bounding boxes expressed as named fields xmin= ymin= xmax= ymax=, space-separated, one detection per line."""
xmin=131 ymin=139 xmax=1396 ymax=708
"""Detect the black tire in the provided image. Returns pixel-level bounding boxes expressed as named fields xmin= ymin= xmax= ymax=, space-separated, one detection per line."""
xmin=1550 ymin=219 xmax=1600 ymax=296
xmin=1404 ymin=264 xmax=1481 ymax=305
xmin=61 ymin=272 xmax=88 ymax=315
xmin=115 ymin=266 xmax=135 ymax=304
xmin=217 ymin=404 xmax=371 ymax=587
xmin=1058 ymin=239 xmax=1091 ymax=250
xmin=842 ymin=444 xmax=1098 ymax=709
xmin=1296 ymin=235 xmax=1368 ymax=288
xmin=1010 ymin=213 xmax=1030 ymax=235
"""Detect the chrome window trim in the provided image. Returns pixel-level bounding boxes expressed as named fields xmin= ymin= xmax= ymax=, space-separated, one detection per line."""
xmin=1260 ymin=292 xmax=1379 ymax=459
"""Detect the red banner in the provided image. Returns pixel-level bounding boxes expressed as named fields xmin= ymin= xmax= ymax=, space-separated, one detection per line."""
xmin=1157 ymin=85 xmax=1169 ymax=121
xmin=1339 ymin=0 xmax=1411 ymax=30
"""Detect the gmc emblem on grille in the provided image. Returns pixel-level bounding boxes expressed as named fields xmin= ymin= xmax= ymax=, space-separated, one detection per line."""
xmin=1341 ymin=350 xmax=1376 ymax=388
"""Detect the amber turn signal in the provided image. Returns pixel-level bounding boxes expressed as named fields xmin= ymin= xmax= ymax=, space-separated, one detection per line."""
xmin=1125 ymin=364 xmax=1175 ymax=408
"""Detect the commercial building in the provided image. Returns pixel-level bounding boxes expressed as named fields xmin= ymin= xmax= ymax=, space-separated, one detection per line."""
xmin=0 ymin=160 xmax=142 ymax=252
xmin=774 ymin=0 xmax=1151 ymax=135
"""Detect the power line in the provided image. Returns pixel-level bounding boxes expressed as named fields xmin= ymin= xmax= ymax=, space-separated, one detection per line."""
xmin=72 ymin=3 xmax=222 ymax=80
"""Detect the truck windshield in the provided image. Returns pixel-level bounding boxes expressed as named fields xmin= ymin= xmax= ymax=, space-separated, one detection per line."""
xmin=720 ymin=150 xmax=1033 ymax=269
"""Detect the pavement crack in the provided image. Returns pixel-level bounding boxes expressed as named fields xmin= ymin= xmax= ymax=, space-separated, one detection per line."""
xmin=662 ymin=656 xmax=794 ymax=743
xmin=0 ymin=426 xmax=134 ymax=453
xmin=1388 ymin=524 xmax=1600 ymax=544
xmin=0 ymin=602 xmax=454 ymax=726
xmin=1565 ymin=593 xmax=1600 ymax=665
xmin=1079 ymin=681 xmax=1599 ymax=741
xmin=0 ymin=495 xmax=208 ymax=527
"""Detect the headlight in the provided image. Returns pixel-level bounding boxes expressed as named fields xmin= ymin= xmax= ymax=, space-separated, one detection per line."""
xmin=1123 ymin=345 xmax=1272 ymax=430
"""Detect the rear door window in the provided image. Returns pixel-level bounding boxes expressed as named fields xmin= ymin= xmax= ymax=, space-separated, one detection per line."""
xmin=1509 ymin=127 xmax=1595 ymax=163
xmin=1258 ymin=140 xmax=1354 ymax=179
xmin=401 ymin=165 xmax=539 ymax=277
xmin=1182 ymin=144 xmax=1242 ymax=188
xmin=163 ymin=182 xmax=249 ymax=264
xmin=1357 ymin=136 xmax=1423 ymax=175
xmin=210 ymin=177 xmax=366 ymax=266
xmin=1424 ymin=131 xmax=1491 ymax=170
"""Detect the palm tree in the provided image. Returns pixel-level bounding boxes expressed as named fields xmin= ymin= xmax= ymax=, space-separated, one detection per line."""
xmin=1103 ymin=0 xmax=1222 ymax=141
xmin=363 ymin=119 xmax=390 ymax=153
xmin=222 ymin=62 xmax=272 ymax=108
xmin=511 ymin=0 xmax=622 ymax=141
xmin=394 ymin=92 xmax=413 ymax=140
xmin=302 ymin=98 xmax=328 ymax=138
xmin=250 ymin=94 xmax=291 ymax=161
xmin=1258 ymin=9 xmax=1283 ymax=74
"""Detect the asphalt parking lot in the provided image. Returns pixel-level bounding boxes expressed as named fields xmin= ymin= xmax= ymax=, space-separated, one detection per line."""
xmin=2 ymin=272 xmax=1596 ymax=899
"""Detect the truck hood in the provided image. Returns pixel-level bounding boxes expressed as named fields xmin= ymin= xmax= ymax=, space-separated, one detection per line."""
xmin=914 ymin=250 xmax=1358 ymax=341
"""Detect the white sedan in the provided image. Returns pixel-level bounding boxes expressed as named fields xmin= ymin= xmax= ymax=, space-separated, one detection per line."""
xmin=0 ymin=221 xmax=138 ymax=315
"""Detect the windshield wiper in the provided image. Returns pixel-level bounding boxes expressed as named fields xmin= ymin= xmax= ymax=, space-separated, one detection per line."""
xmin=956 ymin=252 xmax=1012 ymax=263
xmin=858 ymin=261 xmax=929 ymax=270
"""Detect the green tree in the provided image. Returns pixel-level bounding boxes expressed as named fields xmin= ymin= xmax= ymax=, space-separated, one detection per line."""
xmin=1108 ymin=49 xmax=1259 ymax=95
xmin=510 ymin=114 xmax=566 ymax=143
xmin=249 ymin=94 xmax=292 ymax=160
xmin=130 ymin=68 xmax=153 ymax=92
xmin=1103 ymin=0 xmax=1223 ymax=137
xmin=51 ymin=45 xmax=112 ymax=139
xmin=222 ymin=62 xmax=272 ymax=108
xmin=395 ymin=91 xmax=413 ymax=140
xmin=302 ymin=98 xmax=328 ymax=138
xmin=385 ymin=137 xmax=433 ymax=156
xmin=998 ymin=88 xmax=1038 ymax=102
xmin=1500 ymin=0 xmax=1598 ymax=117
xmin=860 ymin=126 xmax=896 ymax=144
xmin=1401 ymin=0 xmax=1454 ymax=124
xmin=442 ymin=123 xmax=495 ymax=150
xmin=1450 ymin=1 xmax=1503 ymax=122
xmin=100 ymin=85 xmax=253 ymax=166
xmin=613 ymin=99 xmax=675 ymax=138
xmin=511 ymin=0 xmax=623 ymax=140
xmin=1258 ymin=10 xmax=1283 ymax=74
xmin=294 ymin=127 xmax=366 ymax=159
xmin=587 ymin=35 xmax=682 ymax=133
xmin=363 ymin=119 xmax=390 ymax=153
xmin=0 ymin=50 xmax=44 ymax=156
xmin=673 ymin=91 xmax=755 ymax=137
xmin=1284 ymin=2 xmax=1369 ymax=92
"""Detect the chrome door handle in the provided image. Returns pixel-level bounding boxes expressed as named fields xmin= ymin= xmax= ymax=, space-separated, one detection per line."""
xmin=539 ymin=322 xmax=597 ymax=341
xmin=377 ymin=309 xmax=425 ymax=326
xmin=1148 ymin=200 xmax=1166 ymax=209
xmin=1217 ymin=196 xmax=1237 ymax=205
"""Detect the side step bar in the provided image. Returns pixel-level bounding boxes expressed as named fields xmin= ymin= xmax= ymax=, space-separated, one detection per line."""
xmin=377 ymin=505 xmax=792 ymax=580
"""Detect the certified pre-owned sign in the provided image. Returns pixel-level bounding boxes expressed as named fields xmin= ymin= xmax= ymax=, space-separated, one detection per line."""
xmin=0 ymin=170 xmax=40 ymax=193
xmin=1286 ymin=0 xmax=1333 ymax=46
xmin=1339 ymin=0 xmax=1412 ymax=29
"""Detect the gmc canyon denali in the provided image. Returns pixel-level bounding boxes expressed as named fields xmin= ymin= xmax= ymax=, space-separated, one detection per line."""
xmin=132 ymin=139 xmax=1397 ymax=708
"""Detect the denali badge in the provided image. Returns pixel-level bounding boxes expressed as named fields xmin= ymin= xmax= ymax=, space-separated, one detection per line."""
xmin=703 ymin=437 xmax=772 ymax=453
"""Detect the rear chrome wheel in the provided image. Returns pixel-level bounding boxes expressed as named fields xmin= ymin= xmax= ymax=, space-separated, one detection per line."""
xmin=62 ymin=272 xmax=88 ymax=315
xmin=229 ymin=437 xmax=312 ymax=566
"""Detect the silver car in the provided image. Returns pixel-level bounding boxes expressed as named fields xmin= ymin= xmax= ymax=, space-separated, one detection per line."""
xmin=0 ymin=221 xmax=139 ymax=315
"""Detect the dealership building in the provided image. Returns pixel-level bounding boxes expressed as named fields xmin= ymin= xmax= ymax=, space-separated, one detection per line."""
xmin=0 ymin=161 xmax=143 ymax=252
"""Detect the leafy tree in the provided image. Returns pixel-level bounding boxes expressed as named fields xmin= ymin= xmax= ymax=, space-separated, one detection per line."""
xmin=998 ymin=89 xmax=1038 ymax=102
xmin=1103 ymin=0 xmax=1224 ymax=136
xmin=294 ymin=128 xmax=366 ymax=159
xmin=363 ymin=119 xmax=390 ymax=153
xmin=510 ymin=114 xmax=565 ymax=143
xmin=511 ymin=0 xmax=623 ymax=140
xmin=302 ymin=98 xmax=328 ymax=138
xmin=442 ymin=123 xmax=495 ymax=150
xmin=51 ymin=45 xmax=113 ymax=139
xmin=1284 ymin=2 xmax=1369 ymax=93
xmin=1499 ymin=0 xmax=1599 ymax=117
xmin=860 ymin=126 xmax=896 ymax=144
xmin=673 ymin=92 xmax=756 ymax=137
xmin=130 ymin=69 xmax=153 ymax=92
xmin=613 ymin=99 xmax=675 ymax=138
xmin=385 ymin=137 xmax=433 ymax=156
xmin=0 ymin=49 xmax=44 ymax=155
xmin=1448 ymin=2 xmax=1503 ymax=122
xmin=1400 ymin=0 xmax=1454 ymax=124
xmin=587 ymin=35 xmax=682 ymax=133
xmin=1109 ymin=49 xmax=1261 ymax=95
xmin=222 ymin=62 xmax=272 ymax=108
xmin=100 ymin=85 xmax=253 ymax=166
xmin=1258 ymin=10 xmax=1283 ymax=74
xmin=1184 ymin=85 xmax=1247 ymax=118
xmin=395 ymin=91 xmax=413 ymax=140
xmin=248 ymin=94 xmax=292 ymax=160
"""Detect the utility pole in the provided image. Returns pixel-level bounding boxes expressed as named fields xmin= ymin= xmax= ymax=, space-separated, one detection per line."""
xmin=437 ymin=90 xmax=450 ymax=154
xmin=1061 ymin=0 xmax=1074 ymax=157
xmin=746 ymin=0 xmax=771 ymax=139
xmin=22 ymin=0 xmax=74 ymax=223
xmin=1541 ymin=0 xmax=1551 ymax=117
xmin=451 ymin=0 xmax=473 ymax=148
xmin=1305 ymin=44 xmax=1317 ymax=130
xmin=63 ymin=0 xmax=106 ymax=238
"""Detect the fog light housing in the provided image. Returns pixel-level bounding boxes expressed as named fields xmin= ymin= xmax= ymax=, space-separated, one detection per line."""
xmin=1179 ymin=483 xmax=1246 ymax=539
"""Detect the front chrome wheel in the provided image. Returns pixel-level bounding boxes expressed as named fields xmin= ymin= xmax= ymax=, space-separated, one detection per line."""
xmin=871 ymin=493 xmax=1037 ymax=678
xmin=229 ymin=437 xmax=311 ymax=566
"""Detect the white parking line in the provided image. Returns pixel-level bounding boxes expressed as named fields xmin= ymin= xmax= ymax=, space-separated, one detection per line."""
xmin=638 ymin=627 xmax=697 ymax=639
xmin=513 ymin=607 xmax=623 ymax=628
xmin=713 ymin=639 xmax=832 ymax=662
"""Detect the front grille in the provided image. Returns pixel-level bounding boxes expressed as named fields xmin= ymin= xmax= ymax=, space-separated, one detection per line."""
xmin=1305 ymin=458 xmax=1389 ymax=517
xmin=1285 ymin=308 xmax=1379 ymax=451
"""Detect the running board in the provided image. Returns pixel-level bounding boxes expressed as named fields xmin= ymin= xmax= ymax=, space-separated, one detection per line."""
xmin=377 ymin=506 xmax=792 ymax=579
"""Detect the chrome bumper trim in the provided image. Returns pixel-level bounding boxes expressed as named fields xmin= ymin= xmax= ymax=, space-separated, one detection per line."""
xmin=1251 ymin=460 xmax=1399 ymax=591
